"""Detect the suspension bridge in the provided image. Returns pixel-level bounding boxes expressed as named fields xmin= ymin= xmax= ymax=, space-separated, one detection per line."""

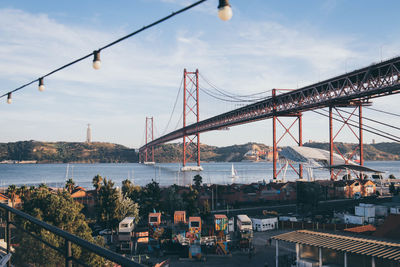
xmin=139 ymin=56 xmax=400 ymax=180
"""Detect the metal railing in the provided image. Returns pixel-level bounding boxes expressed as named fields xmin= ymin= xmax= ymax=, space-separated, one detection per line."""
xmin=0 ymin=202 xmax=142 ymax=267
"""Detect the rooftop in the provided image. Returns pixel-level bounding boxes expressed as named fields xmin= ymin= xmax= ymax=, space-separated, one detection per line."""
xmin=272 ymin=230 xmax=400 ymax=261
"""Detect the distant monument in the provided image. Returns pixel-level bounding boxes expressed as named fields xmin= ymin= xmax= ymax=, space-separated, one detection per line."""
xmin=86 ymin=124 xmax=92 ymax=143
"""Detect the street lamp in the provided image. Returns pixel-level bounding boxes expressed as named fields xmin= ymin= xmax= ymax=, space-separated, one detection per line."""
xmin=218 ymin=0 xmax=232 ymax=21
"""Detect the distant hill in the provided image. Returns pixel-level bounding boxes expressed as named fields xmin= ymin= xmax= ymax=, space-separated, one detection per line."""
xmin=0 ymin=141 xmax=138 ymax=163
xmin=154 ymin=142 xmax=400 ymax=163
xmin=303 ymin=142 xmax=400 ymax=161
xmin=0 ymin=140 xmax=398 ymax=163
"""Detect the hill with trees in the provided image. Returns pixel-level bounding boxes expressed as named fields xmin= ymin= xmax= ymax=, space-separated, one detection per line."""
xmin=0 ymin=140 xmax=138 ymax=163
xmin=0 ymin=140 xmax=398 ymax=163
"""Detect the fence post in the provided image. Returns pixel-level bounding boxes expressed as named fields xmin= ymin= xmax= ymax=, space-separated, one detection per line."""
xmin=6 ymin=210 xmax=11 ymax=267
xmin=65 ymin=240 xmax=72 ymax=267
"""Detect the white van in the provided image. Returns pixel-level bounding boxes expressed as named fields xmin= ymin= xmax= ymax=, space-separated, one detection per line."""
xmin=236 ymin=214 xmax=252 ymax=232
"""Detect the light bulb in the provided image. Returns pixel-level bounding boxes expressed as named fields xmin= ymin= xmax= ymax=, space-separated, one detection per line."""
xmin=7 ymin=93 xmax=11 ymax=104
xmin=218 ymin=0 xmax=232 ymax=21
xmin=38 ymin=78 xmax=45 ymax=92
xmin=93 ymin=50 xmax=101 ymax=70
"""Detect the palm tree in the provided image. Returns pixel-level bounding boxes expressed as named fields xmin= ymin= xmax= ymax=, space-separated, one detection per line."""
xmin=38 ymin=183 xmax=48 ymax=190
xmin=65 ymin=178 xmax=76 ymax=194
xmin=17 ymin=185 xmax=28 ymax=201
xmin=92 ymin=175 xmax=103 ymax=193
xmin=7 ymin=185 xmax=17 ymax=208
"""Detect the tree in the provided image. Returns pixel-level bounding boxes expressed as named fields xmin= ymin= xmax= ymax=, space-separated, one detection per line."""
xmin=18 ymin=185 xmax=28 ymax=200
xmin=95 ymin=178 xmax=120 ymax=229
xmin=92 ymin=174 xmax=103 ymax=193
xmin=65 ymin=178 xmax=76 ymax=194
xmin=162 ymin=184 xmax=185 ymax=215
xmin=13 ymin=189 xmax=106 ymax=266
xmin=7 ymin=185 xmax=17 ymax=208
xmin=118 ymin=194 xmax=139 ymax=223
xmin=193 ymin=174 xmax=203 ymax=189
xmin=140 ymin=179 xmax=161 ymax=217
xmin=389 ymin=174 xmax=396 ymax=179
xmin=184 ymin=186 xmax=200 ymax=216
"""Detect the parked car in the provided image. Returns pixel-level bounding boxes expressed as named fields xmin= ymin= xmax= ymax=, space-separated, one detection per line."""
xmin=99 ymin=229 xmax=112 ymax=235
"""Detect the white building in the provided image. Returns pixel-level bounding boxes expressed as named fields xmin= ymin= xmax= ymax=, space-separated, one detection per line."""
xmin=355 ymin=203 xmax=375 ymax=218
xmin=390 ymin=206 xmax=400 ymax=215
xmin=251 ymin=216 xmax=278 ymax=231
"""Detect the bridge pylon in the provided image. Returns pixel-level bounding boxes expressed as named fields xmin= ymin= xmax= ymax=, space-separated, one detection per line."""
xmin=142 ymin=116 xmax=155 ymax=165
xmin=272 ymin=89 xmax=303 ymax=181
xmin=328 ymin=103 xmax=365 ymax=180
xmin=181 ymin=69 xmax=203 ymax=172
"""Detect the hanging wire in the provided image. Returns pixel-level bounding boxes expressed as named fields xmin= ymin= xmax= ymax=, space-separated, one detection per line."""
xmin=199 ymin=73 xmax=272 ymax=100
xmin=336 ymin=108 xmax=400 ymax=131
xmin=161 ymin=76 xmax=183 ymax=135
xmin=0 ymin=0 xmax=208 ymax=99
xmin=318 ymin=108 xmax=400 ymax=140
xmin=364 ymin=107 xmax=400 ymax=118
xmin=312 ymin=110 xmax=400 ymax=142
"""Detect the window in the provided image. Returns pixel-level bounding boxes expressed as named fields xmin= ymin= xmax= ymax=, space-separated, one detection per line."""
xmin=150 ymin=217 xmax=158 ymax=222
xmin=191 ymin=221 xmax=200 ymax=227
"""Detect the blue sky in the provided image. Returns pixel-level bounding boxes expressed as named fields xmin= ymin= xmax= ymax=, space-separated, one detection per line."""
xmin=0 ymin=0 xmax=400 ymax=148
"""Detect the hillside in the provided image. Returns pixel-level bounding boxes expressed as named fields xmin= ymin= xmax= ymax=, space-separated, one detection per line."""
xmin=0 ymin=141 xmax=138 ymax=163
xmin=0 ymin=140 xmax=398 ymax=163
xmin=302 ymin=142 xmax=400 ymax=161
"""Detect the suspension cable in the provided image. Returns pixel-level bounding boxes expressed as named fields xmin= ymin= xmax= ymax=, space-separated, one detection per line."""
xmin=364 ymin=107 xmax=400 ymax=118
xmin=313 ymin=110 xmax=400 ymax=142
xmin=161 ymin=76 xmax=183 ymax=135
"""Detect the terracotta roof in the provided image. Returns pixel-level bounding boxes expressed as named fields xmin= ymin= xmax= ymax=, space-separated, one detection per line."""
xmin=344 ymin=224 xmax=376 ymax=233
xmin=272 ymin=230 xmax=400 ymax=261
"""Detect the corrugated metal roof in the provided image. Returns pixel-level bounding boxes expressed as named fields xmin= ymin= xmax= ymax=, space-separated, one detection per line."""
xmin=272 ymin=230 xmax=400 ymax=261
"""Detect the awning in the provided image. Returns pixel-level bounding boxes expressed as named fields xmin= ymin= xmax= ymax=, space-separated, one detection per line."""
xmin=322 ymin=164 xmax=384 ymax=173
xmin=272 ymin=230 xmax=400 ymax=261
xmin=279 ymin=146 xmax=355 ymax=167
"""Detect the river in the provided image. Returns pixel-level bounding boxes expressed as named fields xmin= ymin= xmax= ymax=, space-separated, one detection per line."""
xmin=0 ymin=161 xmax=398 ymax=189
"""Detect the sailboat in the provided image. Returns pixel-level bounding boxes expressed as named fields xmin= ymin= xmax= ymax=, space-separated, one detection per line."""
xmin=230 ymin=164 xmax=239 ymax=179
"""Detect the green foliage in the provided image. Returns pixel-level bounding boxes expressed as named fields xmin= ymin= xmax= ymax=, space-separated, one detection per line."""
xmin=193 ymin=174 xmax=203 ymax=189
xmin=0 ymin=140 xmax=138 ymax=163
xmin=13 ymin=188 xmax=105 ymax=266
xmin=7 ymin=184 xmax=17 ymax=208
xmin=122 ymin=179 xmax=141 ymax=202
xmin=95 ymin=178 xmax=120 ymax=229
xmin=118 ymin=194 xmax=140 ymax=223
xmin=162 ymin=184 xmax=185 ymax=215
xmin=65 ymin=178 xmax=76 ymax=194
xmin=95 ymin=177 xmax=140 ymax=227
xmin=183 ymin=186 xmax=200 ymax=216
xmin=139 ymin=179 xmax=161 ymax=217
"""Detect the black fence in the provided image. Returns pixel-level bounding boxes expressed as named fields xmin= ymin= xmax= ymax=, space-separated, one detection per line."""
xmin=0 ymin=202 xmax=142 ymax=267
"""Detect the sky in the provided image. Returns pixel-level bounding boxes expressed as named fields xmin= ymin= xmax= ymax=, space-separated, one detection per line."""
xmin=1 ymin=0 xmax=400 ymax=149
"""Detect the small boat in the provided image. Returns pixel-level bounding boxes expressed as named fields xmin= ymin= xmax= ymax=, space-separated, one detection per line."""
xmin=230 ymin=164 xmax=239 ymax=179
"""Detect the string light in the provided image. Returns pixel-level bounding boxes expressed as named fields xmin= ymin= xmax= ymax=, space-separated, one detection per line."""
xmin=218 ymin=0 xmax=233 ymax=21
xmin=7 ymin=93 xmax=11 ymax=104
xmin=38 ymin=78 xmax=45 ymax=92
xmin=92 ymin=50 xmax=101 ymax=70
xmin=1 ymin=0 xmax=234 ymax=102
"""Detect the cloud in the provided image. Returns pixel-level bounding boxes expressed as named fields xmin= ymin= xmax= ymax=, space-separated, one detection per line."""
xmin=0 ymin=6 xmax=399 ymax=148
